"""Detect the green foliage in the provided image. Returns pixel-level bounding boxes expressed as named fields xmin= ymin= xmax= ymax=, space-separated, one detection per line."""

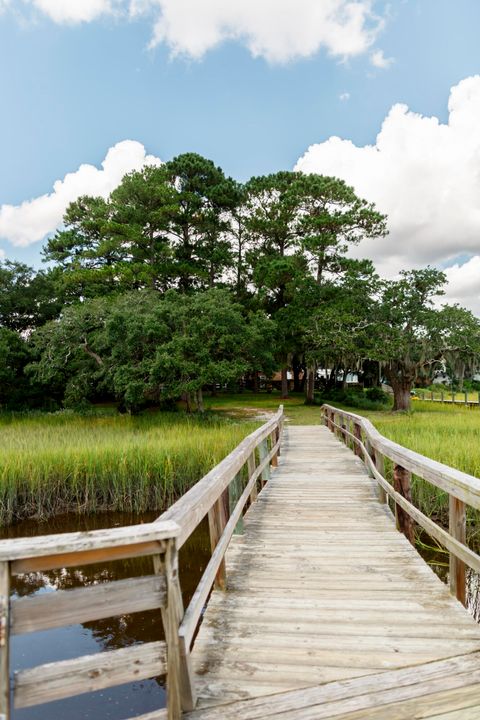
xmin=29 ymin=289 xmax=276 ymax=412
xmin=314 ymin=386 xmax=390 ymax=411
xmin=365 ymin=386 xmax=390 ymax=404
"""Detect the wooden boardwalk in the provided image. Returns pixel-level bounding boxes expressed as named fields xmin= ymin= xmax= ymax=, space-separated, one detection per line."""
xmin=3 ymin=406 xmax=480 ymax=719
xmin=187 ymin=425 xmax=480 ymax=718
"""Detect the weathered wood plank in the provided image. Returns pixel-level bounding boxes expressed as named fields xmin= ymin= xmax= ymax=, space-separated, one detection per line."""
xmin=0 ymin=562 xmax=10 ymax=720
xmin=12 ymin=574 xmax=166 ymax=635
xmin=185 ymin=652 xmax=480 ymax=719
xmin=14 ymin=641 xmax=167 ymax=709
xmin=449 ymin=496 xmax=466 ymax=606
xmin=0 ymin=521 xmax=179 ymax=562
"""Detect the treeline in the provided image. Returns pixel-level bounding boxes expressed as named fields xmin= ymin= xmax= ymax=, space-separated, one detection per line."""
xmin=2 ymin=152 xmax=480 ymax=412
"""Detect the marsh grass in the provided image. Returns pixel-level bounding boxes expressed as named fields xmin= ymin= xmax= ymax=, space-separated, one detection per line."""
xmin=365 ymin=402 xmax=480 ymax=544
xmin=0 ymin=411 xmax=257 ymax=526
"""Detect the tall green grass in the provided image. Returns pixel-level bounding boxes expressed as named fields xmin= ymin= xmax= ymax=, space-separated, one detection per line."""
xmin=0 ymin=411 xmax=257 ymax=526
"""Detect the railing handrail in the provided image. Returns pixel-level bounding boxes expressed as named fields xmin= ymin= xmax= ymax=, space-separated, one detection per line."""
xmin=0 ymin=520 xmax=180 ymax=562
xmin=321 ymin=403 xmax=480 ymax=509
xmin=0 ymin=404 xmax=285 ymax=720
xmin=157 ymin=405 xmax=284 ymax=547
xmin=321 ymin=402 xmax=478 ymax=608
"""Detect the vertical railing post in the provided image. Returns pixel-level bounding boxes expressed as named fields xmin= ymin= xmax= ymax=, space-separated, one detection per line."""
xmin=353 ymin=422 xmax=362 ymax=457
xmin=247 ymin=451 xmax=257 ymax=504
xmin=452 ymin=389 xmax=455 ymax=404
xmin=449 ymin=496 xmax=467 ymax=606
xmin=393 ymin=464 xmax=415 ymax=544
xmin=156 ymin=539 xmax=197 ymax=716
xmin=0 ymin=561 xmax=10 ymax=720
xmin=374 ymin=450 xmax=387 ymax=504
xmin=431 ymin=391 xmax=434 ymax=401
xmin=258 ymin=438 xmax=270 ymax=487
xmin=465 ymin=391 xmax=468 ymax=406
xmin=270 ymin=429 xmax=278 ymax=467
xmin=441 ymin=391 xmax=444 ymax=404
xmin=230 ymin=472 xmax=245 ymax=534
xmin=207 ymin=488 xmax=229 ymax=589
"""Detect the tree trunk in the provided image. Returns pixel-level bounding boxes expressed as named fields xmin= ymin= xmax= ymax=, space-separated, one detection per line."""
xmin=184 ymin=392 xmax=192 ymax=413
xmin=281 ymin=367 xmax=289 ymax=399
xmin=391 ymin=380 xmax=412 ymax=411
xmin=196 ymin=388 xmax=205 ymax=413
xmin=306 ymin=367 xmax=315 ymax=404
xmin=292 ymin=357 xmax=302 ymax=393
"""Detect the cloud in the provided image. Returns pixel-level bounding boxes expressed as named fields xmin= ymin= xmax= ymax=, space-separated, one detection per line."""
xmin=0 ymin=140 xmax=161 ymax=247
xmin=23 ymin=0 xmax=385 ymax=64
xmin=370 ymin=48 xmax=393 ymax=68
xmin=27 ymin=0 xmax=115 ymax=23
xmin=339 ymin=92 xmax=351 ymax=101
xmin=295 ymin=75 xmax=480 ymax=313
xmin=444 ymin=256 xmax=480 ymax=316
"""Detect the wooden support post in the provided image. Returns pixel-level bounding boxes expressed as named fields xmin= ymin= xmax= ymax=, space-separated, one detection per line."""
xmin=259 ymin=438 xmax=270 ymax=487
xmin=0 ymin=561 xmax=10 ymax=720
xmin=449 ymin=496 xmax=467 ymax=606
xmin=441 ymin=391 xmax=444 ymax=403
xmin=465 ymin=391 xmax=468 ymax=406
xmin=374 ymin=450 xmax=387 ymax=504
xmin=229 ymin=472 xmax=245 ymax=534
xmin=207 ymin=488 xmax=228 ymax=590
xmin=155 ymin=541 xmax=196 ymax=716
xmin=452 ymin=389 xmax=455 ymax=403
xmin=431 ymin=391 xmax=434 ymax=401
xmin=247 ymin=451 xmax=257 ymax=504
xmin=275 ymin=424 xmax=281 ymax=457
xmin=353 ymin=423 xmax=362 ymax=457
xmin=270 ymin=430 xmax=278 ymax=467
xmin=393 ymin=464 xmax=415 ymax=545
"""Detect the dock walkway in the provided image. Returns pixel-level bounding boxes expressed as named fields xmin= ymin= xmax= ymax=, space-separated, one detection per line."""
xmin=188 ymin=425 xmax=480 ymax=718
xmin=3 ymin=406 xmax=480 ymax=719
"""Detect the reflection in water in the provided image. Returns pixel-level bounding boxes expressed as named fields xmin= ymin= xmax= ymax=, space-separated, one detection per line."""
xmin=2 ymin=512 xmax=211 ymax=720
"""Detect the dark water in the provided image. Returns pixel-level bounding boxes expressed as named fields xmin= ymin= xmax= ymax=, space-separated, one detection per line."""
xmin=1 ymin=512 xmax=211 ymax=720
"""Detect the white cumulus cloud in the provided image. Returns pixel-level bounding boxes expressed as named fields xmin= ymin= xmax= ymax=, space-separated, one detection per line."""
xmin=131 ymin=0 xmax=384 ymax=64
xmin=370 ymin=48 xmax=393 ymax=69
xmin=295 ymin=75 xmax=480 ymax=313
xmin=12 ymin=0 xmax=388 ymax=65
xmin=0 ymin=140 xmax=161 ymax=247
xmin=28 ymin=0 xmax=115 ymax=23
xmin=339 ymin=92 xmax=351 ymax=101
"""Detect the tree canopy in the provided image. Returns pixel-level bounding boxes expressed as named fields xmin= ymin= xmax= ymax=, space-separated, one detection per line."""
xmin=2 ymin=152 xmax=478 ymax=413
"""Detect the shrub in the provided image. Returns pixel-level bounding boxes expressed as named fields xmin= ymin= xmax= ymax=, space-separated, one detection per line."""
xmin=365 ymin=387 xmax=390 ymax=404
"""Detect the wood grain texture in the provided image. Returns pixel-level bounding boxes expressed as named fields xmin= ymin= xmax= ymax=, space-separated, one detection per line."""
xmin=12 ymin=574 xmax=166 ymax=635
xmin=191 ymin=425 xmax=480 ymax=714
xmin=14 ymin=641 xmax=167 ymax=709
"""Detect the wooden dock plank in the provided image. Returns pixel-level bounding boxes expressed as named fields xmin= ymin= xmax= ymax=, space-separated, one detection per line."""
xmin=190 ymin=425 xmax=480 ymax=714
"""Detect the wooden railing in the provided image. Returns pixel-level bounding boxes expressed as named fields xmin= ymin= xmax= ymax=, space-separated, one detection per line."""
xmin=418 ymin=390 xmax=480 ymax=407
xmin=0 ymin=405 xmax=284 ymax=719
xmin=0 ymin=521 xmax=181 ymax=720
xmin=321 ymin=404 xmax=480 ymax=607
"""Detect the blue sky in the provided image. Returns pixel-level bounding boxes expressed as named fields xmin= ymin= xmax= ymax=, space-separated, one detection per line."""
xmin=2 ymin=0 xmax=480 ymax=311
